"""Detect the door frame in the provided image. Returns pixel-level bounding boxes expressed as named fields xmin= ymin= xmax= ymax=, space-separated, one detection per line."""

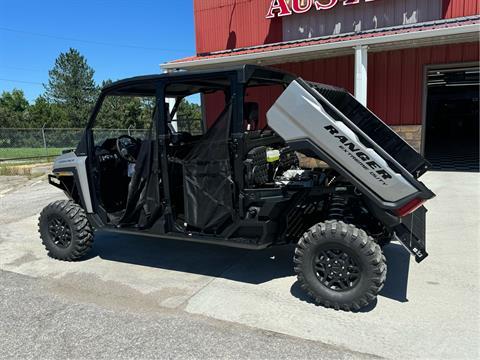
xmin=160 ymin=74 xmax=238 ymax=233
xmin=421 ymin=61 xmax=479 ymax=155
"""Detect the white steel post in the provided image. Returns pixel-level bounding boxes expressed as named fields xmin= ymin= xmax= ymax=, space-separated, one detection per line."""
xmin=165 ymin=97 xmax=178 ymax=131
xmin=354 ymin=45 xmax=368 ymax=106
xmin=41 ymin=123 xmax=47 ymax=155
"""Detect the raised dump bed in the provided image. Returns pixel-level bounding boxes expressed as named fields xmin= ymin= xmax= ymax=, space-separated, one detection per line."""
xmin=309 ymin=81 xmax=430 ymax=177
xmin=267 ymin=78 xmax=435 ymax=213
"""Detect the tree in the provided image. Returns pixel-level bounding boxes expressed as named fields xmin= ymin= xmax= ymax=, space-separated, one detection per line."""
xmin=96 ymin=96 xmax=155 ymax=129
xmin=177 ymin=98 xmax=201 ymax=120
xmin=44 ymin=48 xmax=97 ymax=127
xmin=94 ymin=80 xmax=154 ymax=129
xmin=177 ymin=98 xmax=202 ymax=134
xmin=0 ymin=89 xmax=29 ymax=113
xmin=0 ymin=89 xmax=29 ymax=127
xmin=25 ymin=96 xmax=51 ymax=127
xmin=26 ymin=96 xmax=67 ymax=128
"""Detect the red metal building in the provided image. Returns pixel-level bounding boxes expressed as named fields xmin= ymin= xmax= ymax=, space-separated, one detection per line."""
xmin=164 ymin=0 xmax=480 ymax=171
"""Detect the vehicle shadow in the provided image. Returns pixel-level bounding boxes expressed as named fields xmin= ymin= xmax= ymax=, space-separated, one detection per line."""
xmin=289 ymin=281 xmax=379 ymax=312
xmin=88 ymin=231 xmax=296 ymax=285
xmin=89 ymin=232 xmax=410 ymax=305
xmin=289 ymin=242 xmax=411 ymax=312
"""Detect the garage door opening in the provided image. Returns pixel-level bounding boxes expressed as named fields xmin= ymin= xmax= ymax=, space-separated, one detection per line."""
xmin=424 ymin=66 xmax=479 ymax=172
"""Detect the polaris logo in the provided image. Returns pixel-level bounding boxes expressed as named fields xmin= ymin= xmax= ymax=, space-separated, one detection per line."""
xmin=324 ymin=125 xmax=393 ymax=185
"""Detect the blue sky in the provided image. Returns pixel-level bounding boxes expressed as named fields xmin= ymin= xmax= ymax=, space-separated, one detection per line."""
xmin=0 ymin=0 xmax=195 ymax=102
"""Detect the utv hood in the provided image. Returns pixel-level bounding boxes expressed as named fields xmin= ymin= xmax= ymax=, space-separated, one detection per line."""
xmin=267 ymin=79 xmax=435 ymax=212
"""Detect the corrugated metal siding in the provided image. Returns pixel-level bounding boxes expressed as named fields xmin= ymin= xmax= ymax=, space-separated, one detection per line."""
xmin=245 ymin=86 xmax=284 ymax=129
xmin=443 ymin=0 xmax=479 ymax=18
xmin=204 ymin=43 xmax=478 ymax=129
xmin=251 ymin=56 xmax=355 ymax=127
xmin=274 ymin=56 xmax=355 ymax=92
xmin=204 ymin=88 xmax=283 ymax=129
xmin=194 ymin=1 xmax=478 ymax=55
xmin=283 ymin=0 xmax=443 ymax=41
xmin=194 ymin=0 xmax=282 ymax=54
xmin=368 ymin=42 xmax=480 ymax=126
xmin=204 ymin=92 xmax=227 ymax=128
xmin=204 ymin=55 xmax=354 ymax=128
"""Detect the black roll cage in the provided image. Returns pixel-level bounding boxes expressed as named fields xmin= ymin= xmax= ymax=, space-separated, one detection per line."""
xmin=79 ymin=65 xmax=295 ymax=142
xmin=75 ymin=65 xmax=296 ymax=231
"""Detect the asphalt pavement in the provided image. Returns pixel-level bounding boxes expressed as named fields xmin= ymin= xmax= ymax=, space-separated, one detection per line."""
xmin=0 ymin=269 xmax=370 ymax=360
xmin=0 ymin=172 xmax=479 ymax=359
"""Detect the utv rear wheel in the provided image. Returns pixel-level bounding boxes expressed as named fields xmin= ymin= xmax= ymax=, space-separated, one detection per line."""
xmin=38 ymin=200 xmax=93 ymax=261
xmin=294 ymin=221 xmax=386 ymax=311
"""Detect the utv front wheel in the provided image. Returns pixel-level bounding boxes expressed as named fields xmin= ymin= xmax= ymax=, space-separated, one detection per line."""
xmin=38 ymin=200 xmax=93 ymax=261
xmin=294 ymin=221 xmax=386 ymax=311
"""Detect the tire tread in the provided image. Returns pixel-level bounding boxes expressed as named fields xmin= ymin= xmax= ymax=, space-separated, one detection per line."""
xmin=293 ymin=220 xmax=387 ymax=312
xmin=38 ymin=200 xmax=93 ymax=261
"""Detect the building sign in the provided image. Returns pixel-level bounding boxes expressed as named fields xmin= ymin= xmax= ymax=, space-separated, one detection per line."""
xmin=266 ymin=0 xmax=376 ymax=18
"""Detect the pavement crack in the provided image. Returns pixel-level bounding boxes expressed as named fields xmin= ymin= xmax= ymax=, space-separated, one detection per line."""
xmin=174 ymin=252 xmax=249 ymax=311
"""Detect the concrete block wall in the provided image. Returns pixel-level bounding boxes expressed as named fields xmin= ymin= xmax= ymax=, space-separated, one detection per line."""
xmin=390 ymin=125 xmax=423 ymax=152
xmin=297 ymin=124 xmax=423 ymax=169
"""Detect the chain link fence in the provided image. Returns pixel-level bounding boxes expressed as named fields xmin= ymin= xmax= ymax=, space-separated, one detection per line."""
xmin=0 ymin=119 xmax=202 ymax=162
xmin=0 ymin=127 xmax=144 ymax=161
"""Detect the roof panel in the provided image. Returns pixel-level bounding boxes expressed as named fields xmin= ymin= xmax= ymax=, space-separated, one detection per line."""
xmin=166 ymin=16 xmax=479 ymax=67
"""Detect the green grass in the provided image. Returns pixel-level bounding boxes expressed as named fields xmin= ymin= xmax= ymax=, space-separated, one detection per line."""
xmin=0 ymin=147 xmax=64 ymax=160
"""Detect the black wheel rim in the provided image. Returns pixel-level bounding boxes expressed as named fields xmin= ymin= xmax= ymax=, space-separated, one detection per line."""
xmin=314 ymin=248 xmax=361 ymax=291
xmin=47 ymin=215 xmax=72 ymax=249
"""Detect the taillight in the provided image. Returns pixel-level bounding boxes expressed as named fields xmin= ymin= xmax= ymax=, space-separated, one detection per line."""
xmin=395 ymin=198 xmax=426 ymax=217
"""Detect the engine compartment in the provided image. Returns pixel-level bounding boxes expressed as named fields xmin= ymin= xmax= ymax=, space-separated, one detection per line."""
xmin=243 ymin=144 xmax=327 ymax=190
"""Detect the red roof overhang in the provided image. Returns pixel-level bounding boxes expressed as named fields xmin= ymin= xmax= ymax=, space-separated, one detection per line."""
xmin=163 ymin=16 xmax=480 ymax=70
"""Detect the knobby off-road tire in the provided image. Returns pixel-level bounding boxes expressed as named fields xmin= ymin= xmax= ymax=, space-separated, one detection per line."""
xmin=38 ymin=200 xmax=93 ymax=261
xmin=294 ymin=220 xmax=387 ymax=311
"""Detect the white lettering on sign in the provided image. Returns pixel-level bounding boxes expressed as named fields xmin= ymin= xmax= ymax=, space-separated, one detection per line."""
xmin=266 ymin=0 xmax=376 ymax=18
xmin=315 ymin=0 xmax=337 ymax=10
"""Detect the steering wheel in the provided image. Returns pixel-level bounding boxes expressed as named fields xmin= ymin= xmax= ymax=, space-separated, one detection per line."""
xmin=116 ymin=135 xmax=140 ymax=163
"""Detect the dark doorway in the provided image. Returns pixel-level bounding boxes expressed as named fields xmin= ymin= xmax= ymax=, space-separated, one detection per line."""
xmin=424 ymin=66 xmax=479 ymax=172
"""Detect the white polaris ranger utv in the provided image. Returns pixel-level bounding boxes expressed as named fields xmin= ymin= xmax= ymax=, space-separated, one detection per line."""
xmin=39 ymin=66 xmax=434 ymax=311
